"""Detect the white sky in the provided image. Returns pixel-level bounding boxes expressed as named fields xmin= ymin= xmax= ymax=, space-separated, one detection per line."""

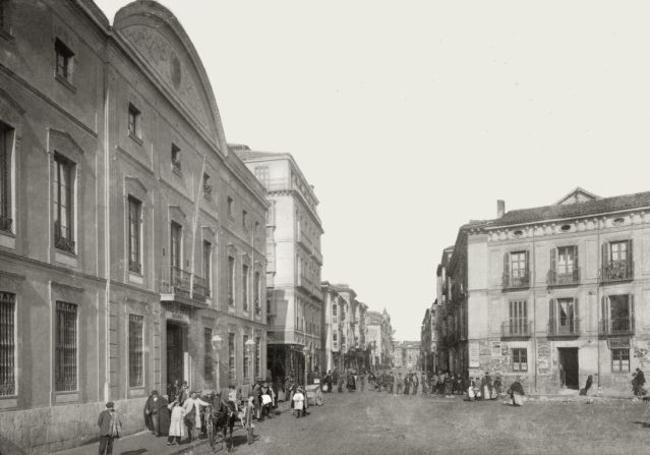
xmin=95 ymin=0 xmax=650 ymax=340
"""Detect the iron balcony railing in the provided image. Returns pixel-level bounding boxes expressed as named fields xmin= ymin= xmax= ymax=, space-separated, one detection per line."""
xmin=599 ymin=317 xmax=635 ymax=336
xmin=547 ymin=268 xmax=580 ymax=287
xmin=502 ymin=274 xmax=530 ymax=291
xmin=170 ymin=266 xmax=191 ymax=294
xmin=54 ymin=221 xmax=75 ymax=253
xmin=501 ymin=319 xmax=532 ymax=338
xmin=601 ymin=260 xmax=634 ymax=282
xmin=548 ymin=318 xmax=580 ymax=337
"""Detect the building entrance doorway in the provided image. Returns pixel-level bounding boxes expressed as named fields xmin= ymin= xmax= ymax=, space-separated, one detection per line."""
xmin=558 ymin=347 xmax=579 ymax=389
xmin=167 ymin=321 xmax=186 ymax=387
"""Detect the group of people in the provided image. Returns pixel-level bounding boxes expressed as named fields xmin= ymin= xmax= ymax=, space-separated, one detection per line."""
xmin=321 ymin=368 xmax=367 ymax=393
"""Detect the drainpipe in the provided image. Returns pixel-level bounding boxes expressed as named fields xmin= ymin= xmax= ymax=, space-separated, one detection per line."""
xmin=102 ymin=55 xmax=111 ymax=403
xmin=596 ymin=217 xmax=601 ymax=388
xmin=532 ymin=226 xmax=537 ymax=393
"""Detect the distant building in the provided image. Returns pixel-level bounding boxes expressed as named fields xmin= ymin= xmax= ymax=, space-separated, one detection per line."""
xmin=393 ymin=341 xmax=420 ymax=371
xmin=366 ymin=309 xmax=394 ymax=369
xmin=236 ymin=147 xmax=324 ymax=384
xmin=420 ymin=301 xmax=440 ymax=375
xmin=437 ymin=188 xmax=650 ymax=394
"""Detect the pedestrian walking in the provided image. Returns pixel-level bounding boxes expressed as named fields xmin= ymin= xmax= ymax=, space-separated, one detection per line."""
xmin=97 ymin=401 xmax=122 ymax=455
xmin=293 ymin=387 xmax=306 ymax=418
xmin=167 ymin=399 xmax=185 ymax=446
xmin=507 ymin=377 xmax=525 ymax=407
xmin=633 ymin=368 xmax=646 ymax=396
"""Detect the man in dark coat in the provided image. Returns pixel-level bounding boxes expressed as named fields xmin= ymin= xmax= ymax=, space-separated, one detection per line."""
xmin=98 ymin=402 xmax=122 ymax=455
xmin=633 ymin=368 xmax=646 ymax=396
xmin=144 ymin=390 xmax=163 ymax=436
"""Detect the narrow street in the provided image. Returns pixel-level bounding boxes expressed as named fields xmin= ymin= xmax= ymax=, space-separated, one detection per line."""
xmin=189 ymin=390 xmax=650 ymax=455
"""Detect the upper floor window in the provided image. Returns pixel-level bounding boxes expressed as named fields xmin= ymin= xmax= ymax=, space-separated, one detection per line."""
xmin=171 ymin=144 xmax=181 ymax=174
xmin=254 ymin=166 xmax=269 ymax=186
xmin=254 ymin=271 xmax=261 ymax=315
xmin=128 ymin=103 xmax=141 ymax=140
xmin=242 ymin=210 xmax=248 ymax=229
xmin=203 ymin=173 xmax=212 ymax=198
xmin=170 ymin=222 xmax=182 ymax=270
xmin=55 ymin=39 xmax=74 ymax=84
xmin=53 ymin=153 xmax=76 ymax=253
xmin=227 ymin=256 xmax=235 ymax=306
xmin=548 ymin=297 xmax=578 ymax=336
xmin=242 ymin=264 xmax=249 ymax=311
xmin=0 ymin=292 xmax=15 ymax=397
xmin=503 ymin=251 xmax=529 ymax=289
xmin=602 ymin=240 xmax=633 ymax=282
xmin=228 ymin=332 xmax=235 ymax=383
xmin=227 ymin=196 xmax=233 ymax=218
xmin=127 ymin=196 xmax=142 ymax=274
xmin=204 ymin=328 xmax=214 ymax=381
xmin=0 ymin=121 xmax=13 ymax=233
xmin=601 ymin=294 xmax=634 ymax=336
xmin=549 ymin=246 xmax=579 ymax=286
xmin=503 ymin=300 xmax=529 ymax=337
xmin=202 ymin=240 xmax=211 ymax=285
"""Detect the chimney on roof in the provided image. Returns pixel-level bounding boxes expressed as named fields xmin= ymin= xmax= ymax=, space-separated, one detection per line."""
xmin=497 ymin=200 xmax=505 ymax=219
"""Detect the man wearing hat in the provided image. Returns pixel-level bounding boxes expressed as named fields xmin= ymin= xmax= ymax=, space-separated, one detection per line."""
xmin=97 ymin=401 xmax=122 ymax=455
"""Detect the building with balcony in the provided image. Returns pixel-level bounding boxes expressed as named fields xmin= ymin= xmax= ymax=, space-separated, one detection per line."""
xmin=0 ymin=1 xmax=268 ymax=452
xmin=437 ymin=187 xmax=650 ymax=394
xmin=366 ymin=309 xmax=395 ymax=370
xmin=420 ymin=301 xmax=439 ymax=375
xmin=235 ymin=147 xmax=324 ymax=385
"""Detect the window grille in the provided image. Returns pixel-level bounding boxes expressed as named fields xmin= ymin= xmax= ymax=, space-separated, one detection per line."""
xmin=55 ymin=302 xmax=77 ymax=392
xmin=0 ymin=292 xmax=15 ymax=396
xmin=128 ymin=314 xmax=144 ymax=387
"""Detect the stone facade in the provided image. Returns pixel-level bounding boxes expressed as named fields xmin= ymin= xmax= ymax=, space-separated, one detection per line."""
xmin=393 ymin=341 xmax=420 ymax=371
xmin=235 ymin=148 xmax=324 ymax=385
xmin=366 ymin=309 xmax=394 ymax=369
xmin=438 ymin=188 xmax=650 ymax=394
xmin=0 ymin=1 xmax=267 ymax=452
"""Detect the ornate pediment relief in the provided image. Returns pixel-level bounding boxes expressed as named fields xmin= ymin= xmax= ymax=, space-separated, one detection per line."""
xmin=114 ymin=2 xmax=223 ymax=144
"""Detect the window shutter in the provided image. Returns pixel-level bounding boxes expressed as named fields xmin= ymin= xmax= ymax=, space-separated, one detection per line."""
xmin=601 ymin=242 xmax=608 ymax=278
xmin=628 ymin=239 xmax=634 ymax=276
xmin=525 ymin=250 xmax=530 ymax=282
xmin=601 ymin=296 xmax=607 ymax=334
xmin=548 ymin=298 xmax=555 ymax=334
xmin=573 ymin=298 xmax=579 ymax=333
xmin=503 ymin=252 xmax=510 ymax=287
xmin=549 ymin=248 xmax=556 ymax=283
xmin=573 ymin=245 xmax=579 ymax=272
xmin=629 ymin=293 xmax=635 ymax=331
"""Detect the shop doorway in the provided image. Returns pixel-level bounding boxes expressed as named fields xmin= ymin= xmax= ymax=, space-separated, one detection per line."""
xmin=167 ymin=321 xmax=186 ymax=386
xmin=558 ymin=347 xmax=579 ymax=389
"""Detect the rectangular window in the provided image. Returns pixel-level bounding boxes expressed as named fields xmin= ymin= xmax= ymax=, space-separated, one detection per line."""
xmin=254 ymin=166 xmax=269 ymax=186
xmin=128 ymin=196 xmax=142 ymax=274
xmin=608 ymin=294 xmax=633 ymax=334
xmin=171 ymin=144 xmax=181 ymax=173
xmin=228 ymin=332 xmax=235 ymax=384
xmin=254 ymin=271 xmax=261 ymax=314
xmin=203 ymin=173 xmax=212 ymax=198
xmin=507 ymin=300 xmax=528 ymax=336
xmin=552 ymin=297 xmax=576 ymax=335
xmin=243 ymin=335 xmax=249 ymax=381
xmin=55 ymin=39 xmax=74 ymax=82
xmin=603 ymin=240 xmax=633 ymax=281
xmin=0 ymin=121 xmax=13 ymax=232
xmin=0 ymin=292 xmax=15 ymax=397
xmin=55 ymin=302 xmax=77 ymax=392
xmin=128 ymin=103 xmax=140 ymax=139
xmin=557 ymin=246 xmax=576 ymax=275
xmin=227 ymin=197 xmax=233 ymax=218
xmin=242 ymin=264 xmax=249 ymax=311
xmin=228 ymin=256 xmax=235 ymax=306
xmin=202 ymin=240 xmax=211 ymax=297
xmin=512 ymin=348 xmax=527 ymax=371
xmin=510 ymin=251 xmax=527 ymax=279
xmin=170 ymin=222 xmax=182 ymax=269
xmin=242 ymin=210 xmax=247 ymax=229
xmin=204 ymin=328 xmax=213 ymax=382
xmin=128 ymin=314 xmax=144 ymax=388
xmin=53 ymin=153 xmax=75 ymax=253
xmin=611 ymin=348 xmax=630 ymax=372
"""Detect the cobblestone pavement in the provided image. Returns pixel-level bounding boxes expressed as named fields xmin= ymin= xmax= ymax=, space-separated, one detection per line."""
xmin=185 ymin=389 xmax=650 ymax=455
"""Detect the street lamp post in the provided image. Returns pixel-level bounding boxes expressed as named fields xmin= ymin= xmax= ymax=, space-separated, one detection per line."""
xmin=245 ymin=338 xmax=256 ymax=384
xmin=211 ymin=334 xmax=222 ymax=393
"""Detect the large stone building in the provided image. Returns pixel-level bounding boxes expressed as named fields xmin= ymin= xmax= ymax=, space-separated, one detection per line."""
xmin=392 ymin=341 xmax=420 ymax=371
xmin=366 ymin=309 xmax=394 ymax=369
xmin=420 ymin=301 xmax=440 ymax=375
xmin=0 ymin=1 xmax=268 ymax=452
xmin=235 ymin=147 xmax=324 ymax=385
xmin=438 ymin=188 xmax=650 ymax=394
